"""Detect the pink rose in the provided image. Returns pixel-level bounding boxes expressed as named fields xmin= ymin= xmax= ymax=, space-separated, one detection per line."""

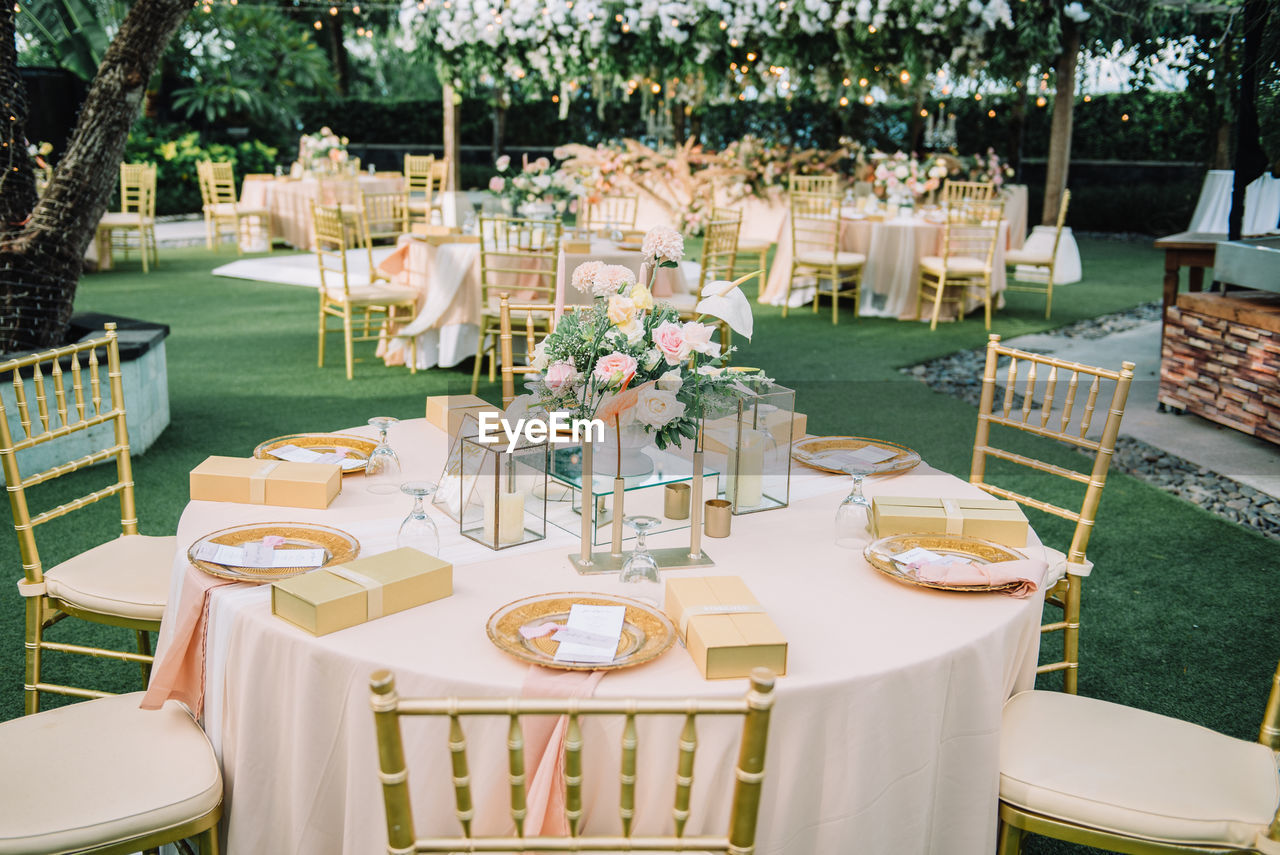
xmin=681 ymin=321 xmax=720 ymax=357
xmin=593 ymin=352 xmax=637 ymax=389
xmin=489 ymin=176 xmax=505 ymax=192
xmin=544 ymin=360 xmax=578 ymax=394
xmin=652 ymin=321 xmax=691 ymax=366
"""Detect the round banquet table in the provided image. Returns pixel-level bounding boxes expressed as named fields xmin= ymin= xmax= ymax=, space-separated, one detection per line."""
xmin=239 ymin=174 xmax=405 ymax=250
xmin=151 ymin=418 xmax=1050 ymax=855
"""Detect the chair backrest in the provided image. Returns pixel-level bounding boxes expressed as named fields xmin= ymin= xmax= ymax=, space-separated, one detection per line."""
xmin=939 ymin=198 xmax=1004 ymax=267
xmin=970 ymin=334 xmax=1135 ymax=570
xmin=203 ymin=161 xmax=238 ymax=206
xmin=312 ymin=203 xmax=353 ymax=299
xmin=0 ymin=324 xmax=138 ymax=590
xmin=479 ymin=215 xmax=562 ymax=308
xmin=430 ymin=157 xmax=449 ymax=194
xmin=1049 ymin=189 xmax=1071 ymax=261
xmin=362 ymin=192 xmax=408 ymax=243
xmin=405 ymin=155 xmax=435 ymax=203
xmin=119 ymin=163 xmax=156 ymax=219
xmin=788 ymin=173 xmax=838 ymax=195
xmin=370 ymin=667 xmax=775 ymax=853
xmin=699 ymin=209 xmax=742 ymax=297
xmin=497 ymin=295 xmax=559 ymax=407
xmin=789 ymin=189 xmax=841 ymax=261
xmin=942 ymin=179 xmax=997 ymax=203
xmin=581 ymin=195 xmax=639 ymax=231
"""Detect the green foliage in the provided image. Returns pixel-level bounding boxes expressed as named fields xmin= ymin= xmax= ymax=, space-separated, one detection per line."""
xmin=15 ymin=0 xmax=123 ymax=80
xmin=125 ymin=121 xmax=279 ymax=215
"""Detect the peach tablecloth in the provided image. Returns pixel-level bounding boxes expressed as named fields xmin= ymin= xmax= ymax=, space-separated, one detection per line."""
xmin=761 ymin=213 xmax=1009 ymax=321
xmin=151 ymin=417 xmax=1050 ymax=855
xmin=239 ymin=175 xmax=404 ymax=250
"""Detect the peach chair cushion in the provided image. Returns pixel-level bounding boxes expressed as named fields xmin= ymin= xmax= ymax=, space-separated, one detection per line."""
xmin=42 ymin=534 xmax=175 ymax=622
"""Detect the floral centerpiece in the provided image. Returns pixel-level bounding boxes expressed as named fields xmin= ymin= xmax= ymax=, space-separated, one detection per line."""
xmin=967 ymin=148 xmax=1016 ymax=188
xmin=298 ymin=127 xmax=349 ymax=174
xmin=521 ymin=225 xmax=750 ymax=451
xmin=488 ymin=154 xmax=581 ymax=217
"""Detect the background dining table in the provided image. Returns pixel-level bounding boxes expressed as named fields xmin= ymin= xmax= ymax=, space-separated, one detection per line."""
xmin=239 ymin=173 xmax=405 ymax=250
xmin=150 ymin=417 xmax=1052 ymax=855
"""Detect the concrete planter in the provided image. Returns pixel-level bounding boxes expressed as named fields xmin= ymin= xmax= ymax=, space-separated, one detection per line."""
xmin=1 ymin=313 xmax=170 ymax=482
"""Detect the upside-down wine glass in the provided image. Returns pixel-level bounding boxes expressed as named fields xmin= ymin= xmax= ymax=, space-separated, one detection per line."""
xmin=365 ymin=416 xmax=401 ymax=494
xmin=834 ymin=461 xmax=874 ymax=550
xmin=619 ymin=515 xmax=662 ymax=604
xmin=397 ymin=481 xmax=440 ymax=556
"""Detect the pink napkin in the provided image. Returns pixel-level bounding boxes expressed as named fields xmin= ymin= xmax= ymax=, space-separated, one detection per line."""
xmin=377 ymin=242 xmax=411 ymax=279
xmin=139 ymin=563 xmax=238 ymax=716
xmin=912 ymin=558 xmax=1048 ymax=599
xmin=520 ymin=666 xmax=606 ymax=837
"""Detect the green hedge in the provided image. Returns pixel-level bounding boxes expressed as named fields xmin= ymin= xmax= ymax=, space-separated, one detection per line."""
xmin=125 ymin=121 xmax=279 ymax=215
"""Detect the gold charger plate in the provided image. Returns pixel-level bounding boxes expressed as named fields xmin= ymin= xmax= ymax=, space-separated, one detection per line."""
xmin=616 ymin=241 xmax=644 ymax=251
xmin=188 ymin=522 xmax=360 ymax=583
xmin=792 ymin=436 xmax=922 ymax=475
xmin=253 ymin=433 xmax=377 ymax=476
xmin=864 ymin=532 xmax=1025 ymax=592
xmin=487 ymin=592 xmax=676 ymax=671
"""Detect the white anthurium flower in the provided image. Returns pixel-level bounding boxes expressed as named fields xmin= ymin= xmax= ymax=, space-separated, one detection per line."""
xmin=694 ymin=280 xmax=754 ymax=340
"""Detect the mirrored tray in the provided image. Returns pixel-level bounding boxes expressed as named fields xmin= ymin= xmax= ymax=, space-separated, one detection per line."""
xmin=188 ymin=522 xmax=360 ymax=583
xmin=792 ymin=436 xmax=921 ymax=475
xmin=253 ymin=433 xmax=376 ymax=475
xmin=486 ymin=592 xmax=676 ymax=671
xmin=864 ymin=532 xmax=1025 ymax=592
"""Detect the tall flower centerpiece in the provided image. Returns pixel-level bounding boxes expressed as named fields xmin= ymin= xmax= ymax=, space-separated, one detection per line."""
xmin=298 ymin=127 xmax=349 ymax=175
xmin=521 ymin=225 xmax=748 ymax=572
xmin=489 ymin=155 xmax=581 ymax=217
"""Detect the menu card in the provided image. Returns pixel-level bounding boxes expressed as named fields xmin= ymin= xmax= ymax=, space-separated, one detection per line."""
xmin=553 ymin=604 xmax=625 ymax=663
xmin=194 ymin=541 xmax=326 ymax=569
xmin=809 ymin=445 xmax=897 ymax=469
xmin=268 ymin=444 xmax=365 ymax=471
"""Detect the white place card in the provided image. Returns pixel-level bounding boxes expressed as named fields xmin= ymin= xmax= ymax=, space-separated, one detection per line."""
xmin=194 ymin=542 xmax=326 ymax=569
xmin=810 ymin=445 xmax=897 ymax=470
xmin=891 ymin=547 xmax=968 ymax=567
xmin=553 ymin=604 xmax=625 ymax=663
xmin=268 ymin=444 xmax=365 ymax=471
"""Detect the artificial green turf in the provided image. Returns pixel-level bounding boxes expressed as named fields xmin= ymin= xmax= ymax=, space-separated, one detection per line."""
xmin=2 ymin=238 xmax=1276 ymax=855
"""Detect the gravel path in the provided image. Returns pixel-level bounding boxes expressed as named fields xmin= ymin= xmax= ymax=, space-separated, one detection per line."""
xmin=903 ymin=302 xmax=1280 ymax=540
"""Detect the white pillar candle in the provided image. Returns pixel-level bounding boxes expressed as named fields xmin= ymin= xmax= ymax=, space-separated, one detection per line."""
xmin=726 ymin=428 xmax=766 ymax=509
xmin=483 ymin=489 xmax=526 ymax=545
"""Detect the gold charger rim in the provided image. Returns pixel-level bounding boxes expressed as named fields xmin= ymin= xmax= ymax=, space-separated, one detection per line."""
xmin=253 ymin=433 xmax=378 ymax=476
xmin=486 ymin=592 xmax=676 ymax=672
xmin=792 ymin=435 xmax=922 ymax=475
xmin=863 ymin=532 xmax=1025 ymax=593
xmin=188 ymin=521 xmax=361 ymax=583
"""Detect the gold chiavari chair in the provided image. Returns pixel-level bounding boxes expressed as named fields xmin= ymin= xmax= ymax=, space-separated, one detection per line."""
xmin=96 ymin=163 xmax=157 ymax=273
xmin=470 ymin=215 xmax=562 ymax=395
xmin=942 ymin=179 xmax=998 ymax=203
xmin=971 ymin=334 xmax=1135 ymax=695
xmin=0 ymin=691 xmax=223 ymax=853
xmin=197 ymin=160 xmax=272 ymax=254
xmin=430 ymin=157 xmax=450 ymax=196
xmin=404 ymin=154 xmax=435 ymax=227
xmin=1005 ymin=190 xmax=1071 ymax=320
xmin=789 ymin=173 xmax=839 ymax=195
xmin=313 ymin=203 xmax=419 ymax=380
xmin=370 ymin=667 xmax=776 ymax=854
xmin=1 ymin=324 xmax=176 ymax=714
xmin=997 ymin=659 xmax=1280 ymax=854
xmin=915 ymin=197 xmax=1005 ymax=330
xmin=497 ymin=294 xmax=559 ymax=408
xmin=784 ymin=185 xmax=864 ymax=324
xmin=669 ymin=210 xmax=741 ymax=354
xmin=362 ymin=191 xmax=410 ymax=244
xmin=581 ymin=194 xmax=639 ymax=232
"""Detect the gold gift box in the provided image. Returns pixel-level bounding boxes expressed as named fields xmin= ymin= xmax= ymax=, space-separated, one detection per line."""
xmin=701 ymin=410 xmax=807 ymax=455
xmin=562 ymin=239 xmax=592 ymax=254
xmin=426 ymin=394 xmax=502 ymax=437
xmin=412 ymin=224 xmax=458 ymax=237
xmin=870 ymin=495 xmax=1029 ymax=547
xmin=664 ymin=576 xmax=787 ymax=680
xmin=189 ymin=456 xmax=341 ymax=509
xmin=271 ymin=547 xmax=453 ymax=636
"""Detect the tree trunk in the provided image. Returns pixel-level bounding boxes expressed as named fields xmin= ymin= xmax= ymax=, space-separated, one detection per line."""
xmin=327 ymin=13 xmax=349 ymax=97
xmin=442 ymin=80 xmax=461 ymax=192
xmin=0 ymin=0 xmax=190 ymax=352
xmin=1008 ymin=79 xmax=1029 ymax=182
xmin=1229 ymin=0 xmax=1266 ymax=241
xmin=1042 ymin=20 xmax=1080 ymax=226
xmin=671 ymin=100 xmax=686 ymax=145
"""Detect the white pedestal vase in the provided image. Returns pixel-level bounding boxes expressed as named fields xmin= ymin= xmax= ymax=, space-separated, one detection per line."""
xmin=1013 ymin=225 xmax=1082 ymax=285
xmin=592 ymin=422 xmax=655 ymax=478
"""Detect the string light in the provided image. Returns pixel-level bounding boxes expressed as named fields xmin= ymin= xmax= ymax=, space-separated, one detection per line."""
xmin=868 ymin=25 xmax=876 ymax=33
xmin=746 ymin=52 xmax=756 ymax=61
xmin=1035 ymin=96 xmax=1047 ymax=107
xmin=840 ymin=96 xmax=849 ymax=106
xmin=919 ymin=108 xmax=927 ymax=117
xmin=974 ymin=93 xmax=981 ymax=101
xmin=987 ymin=109 xmax=996 ymax=118
xmin=1083 ymin=94 xmax=1092 ymax=102
xmin=863 ymin=94 xmax=873 ymax=105
xmin=719 ymin=20 xmax=727 ymax=29
xmin=842 ymin=77 xmax=851 ymax=86
xmin=858 ymin=78 xmax=867 ymax=87
xmin=651 ymin=83 xmax=661 ymax=94
xmin=898 ymin=70 xmax=910 ymax=83
xmin=328 ymin=5 xmax=337 ymax=14
xmin=551 ymin=94 xmax=559 ymax=102
xmin=1121 ymin=113 xmax=1130 ymax=121
xmin=313 ymin=19 xmax=321 ymax=27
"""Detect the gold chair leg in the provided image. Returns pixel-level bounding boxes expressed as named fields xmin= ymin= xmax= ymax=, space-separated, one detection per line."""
xmin=469 ymin=329 xmax=485 ymax=395
xmin=929 ymin=279 xmax=945 ymax=331
xmin=1044 ymin=267 xmax=1054 ymax=319
xmin=318 ymin=304 xmax=327 ymax=368
xmin=204 ymin=214 xmax=215 ymax=250
xmin=343 ymin=309 xmax=355 ymax=381
xmin=996 ymin=817 xmax=1023 ymax=855
xmin=983 ymin=281 xmax=992 ymax=330
xmin=135 ymin=630 xmax=152 ymax=687
xmin=782 ymin=263 xmax=797 ymax=319
xmin=198 ymin=822 xmax=221 ymax=855
xmin=25 ymin=595 xmax=42 ymax=715
xmin=1063 ymin=576 xmax=1081 ymax=694
xmin=831 ymin=267 xmax=839 ymax=325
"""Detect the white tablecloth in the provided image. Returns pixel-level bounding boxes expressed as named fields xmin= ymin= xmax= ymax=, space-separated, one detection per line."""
xmin=152 ymin=419 xmax=1050 ymax=855
xmin=240 ymin=175 xmax=404 ymax=250
xmin=1188 ymin=169 xmax=1280 ymax=235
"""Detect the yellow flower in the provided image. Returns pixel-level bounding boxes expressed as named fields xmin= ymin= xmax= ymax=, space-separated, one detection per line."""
xmin=607 ymin=294 xmax=637 ymax=326
xmin=629 ymin=283 xmax=653 ymax=311
xmin=38 ymin=142 xmax=53 ymax=156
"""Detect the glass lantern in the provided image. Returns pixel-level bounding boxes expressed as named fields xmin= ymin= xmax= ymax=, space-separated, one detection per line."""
xmin=458 ymin=432 xmax=548 ymax=550
xmin=706 ymin=379 xmax=795 ymax=515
